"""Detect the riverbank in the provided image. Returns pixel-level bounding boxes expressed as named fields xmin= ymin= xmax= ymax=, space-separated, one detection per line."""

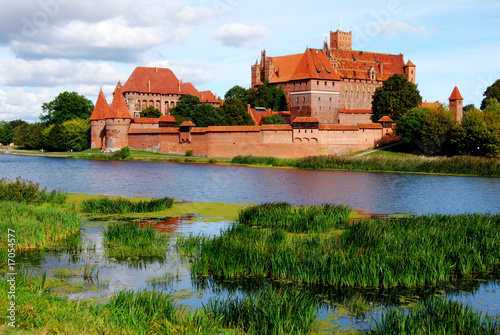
xmin=2 ymin=144 xmax=500 ymax=177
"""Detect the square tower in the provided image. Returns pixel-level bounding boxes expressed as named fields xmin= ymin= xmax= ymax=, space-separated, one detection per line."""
xmin=330 ymin=30 xmax=352 ymax=50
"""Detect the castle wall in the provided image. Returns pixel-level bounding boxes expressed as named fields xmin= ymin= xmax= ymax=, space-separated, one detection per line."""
xmin=105 ymin=119 xmax=131 ymax=150
xmin=90 ymin=120 xmax=106 ymax=149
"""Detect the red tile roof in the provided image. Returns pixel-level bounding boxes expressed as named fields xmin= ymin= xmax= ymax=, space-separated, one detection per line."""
xmin=319 ymin=125 xmax=359 ymax=131
xmin=378 ymin=116 xmax=394 ymax=122
xmin=339 ymin=108 xmax=372 ymax=114
xmin=159 ymin=115 xmax=177 ymax=122
xmin=90 ymin=90 xmax=109 ymax=121
xmin=268 ymin=49 xmax=341 ymax=83
xmin=128 ymin=128 xmax=179 ymax=134
xmin=449 ymin=86 xmax=463 ymax=100
xmin=358 ymin=123 xmax=382 ymax=129
xmin=332 ymin=50 xmax=406 ymax=81
xmin=180 ymin=121 xmax=196 ymax=127
xmin=421 ymin=101 xmax=441 ymax=109
xmin=249 ymin=108 xmax=273 ymax=125
xmin=133 ymin=118 xmax=158 ymax=124
xmin=292 ymin=117 xmax=320 ymax=123
xmin=260 ymin=124 xmax=292 ymax=131
xmin=107 ymin=86 xmax=132 ymax=119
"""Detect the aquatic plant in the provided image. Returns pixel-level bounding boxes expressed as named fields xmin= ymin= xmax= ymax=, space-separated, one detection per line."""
xmin=238 ymin=202 xmax=351 ymax=233
xmin=204 ymin=286 xmax=318 ymax=335
xmin=81 ymin=196 xmax=174 ymax=214
xmin=0 ymin=177 xmax=67 ymax=204
xmin=0 ymin=200 xmax=81 ymax=252
xmin=371 ymin=297 xmax=500 ymax=334
xmin=103 ymin=222 xmax=169 ymax=257
xmin=231 ymin=154 xmax=500 ymax=177
xmin=187 ymin=211 xmax=500 ymax=288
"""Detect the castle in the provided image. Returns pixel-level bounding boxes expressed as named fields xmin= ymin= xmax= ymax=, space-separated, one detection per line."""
xmin=90 ymin=30 xmax=464 ymax=158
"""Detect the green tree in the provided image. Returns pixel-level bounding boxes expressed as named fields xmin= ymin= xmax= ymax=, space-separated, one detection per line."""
xmin=463 ymin=104 xmax=478 ymax=115
xmin=371 ymin=74 xmax=422 ymax=122
xmin=191 ymin=104 xmax=224 ymax=127
xmin=42 ymin=124 xmax=65 ymax=151
xmin=25 ymin=123 xmax=46 ymax=150
xmin=62 ymin=118 xmax=90 ymax=151
xmin=12 ymin=123 xmax=30 ymax=147
xmin=224 ymin=85 xmax=247 ymax=100
xmin=0 ymin=121 xmax=14 ymax=144
xmin=262 ymin=114 xmax=286 ymax=124
xmin=218 ymin=98 xmax=255 ymax=126
xmin=170 ymin=95 xmax=200 ymax=118
xmin=9 ymin=119 xmax=28 ymax=129
xmin=40 ymin=91 xmax=94 ymax=125
xmin=481 ymin=79 xmax=500 ymax=110
xmin=396 ymin=107 xmax=432 ymax=145
xmin=140 ymin=106 xmax=162 ymax=118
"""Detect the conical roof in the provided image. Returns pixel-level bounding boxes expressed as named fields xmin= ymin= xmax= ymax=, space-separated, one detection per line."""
xmin=107 ymin=85 xmax=132 ymax=119
xmin=448 ymin=86 xmax=463 ymax=100
xmin=89 ymin=90 xmax=109 ymax=120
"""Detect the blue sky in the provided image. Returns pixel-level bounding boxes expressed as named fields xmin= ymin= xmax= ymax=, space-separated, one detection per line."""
xmin=0 ymin=0 xmax=498 ymax=122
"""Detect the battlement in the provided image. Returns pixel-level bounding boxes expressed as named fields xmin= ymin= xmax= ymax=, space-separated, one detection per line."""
xmin=330 ymin=30 xmax=352 ymax=50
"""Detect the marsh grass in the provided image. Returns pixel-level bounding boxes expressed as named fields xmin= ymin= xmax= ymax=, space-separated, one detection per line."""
xmin=81 ymin=196 xmax=174 ymax=214
xmin=231 ymin=154 xmax=500 ymax=176
xmin=0 ymin=177 xmax=67 ymax=204
xmin=372 ymin=297 xmax=500 ymax=334
xmin=238 ymin=202 xmax=351 ymax=233
xmin=103 ymin=222 xmax=169 ymax=257
xmin=0 ymin=201 xmax=81 ymax=252
xmin=185 ymin=209 xmax=500 ymax=288
xmin=204 ymin=286 xmax=318 ymax=335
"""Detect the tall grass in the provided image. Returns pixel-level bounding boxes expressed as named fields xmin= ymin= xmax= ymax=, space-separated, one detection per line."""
xmin=238 ymin=202 xmax=351 ymax=233
xmin=183 ymin=210 xmax=500 ymax=288
xmin=0 ymin=177 xmax=67 ymax=204
xmin=81 ymin=196 xmax=174 ymax=214
xmin=0 ymin=200 xmax=80 ymax=252
xmin=103 ymin=222 xmax=169 ymax=257
xmin=371 ymin=297 xmax=500 ymax=334
xmin=204 ymin=286 xmax=317 ymax=335
xmin=231 ymin=154 xmax=500 ymax=177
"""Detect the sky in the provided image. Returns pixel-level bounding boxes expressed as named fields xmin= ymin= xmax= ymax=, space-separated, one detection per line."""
xmin=0 ymin=0 xmax=499 ymax=122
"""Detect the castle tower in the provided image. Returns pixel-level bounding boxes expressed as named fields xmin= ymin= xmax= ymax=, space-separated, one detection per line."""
xmin=330 ymin=30 xmax=352 ymax=50
xmin=404 ymin=60 xmax=416 ymax=84
xmin=89 ymin=89 xmax=109 ymax=149
xmin=105 ymin=83 xmax=133 ymax=151
xmin=449 ymin=86 xmax=464 ymax=123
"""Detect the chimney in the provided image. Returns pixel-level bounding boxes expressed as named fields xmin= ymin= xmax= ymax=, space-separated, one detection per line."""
xmin=380 ymin=63 xmax=384 ymax=77
xmin=155 ymin=67 xmax=158 ymax=73
xmin=148 ymin=80 xmax=151 ymax=92
xmin=277 ymin=66 xmax=281 ymax=78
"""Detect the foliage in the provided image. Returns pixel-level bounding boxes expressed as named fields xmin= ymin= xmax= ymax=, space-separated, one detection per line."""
xmin=0 ymin=177 xmax=67 ymax=204
xmin=170 ymin=94 xmax=201 ymax=118
xmin=139 ymin=106 xmax=162 ymax=118
xmin=481 ymin=79 xmax=500 ymax=110
xmin=242 ymin=81 xmax=288 ymax=111
xmin=371 ymin=74 xmax=422 ymax=122
xmin=81 ymin=196 xmax=174 ymax=214
xmin=0 ymin=121 xmax=13 ymax=144
xmin=12 ymin=122 xmax=30 ymax=146
xmin=262 ymin=114 xmax=286 ymax=124
xmin=372 ymin=297 xmax=500 ymax=334
xmin=40 ymin=91 xmax=94 ymax=125
xmin=42 ymin=124 xmax=65 ymax=151
xmin=62 ymin=118 xmax=90 ymax=151
xmin=224 ymin=85 xmax=247 ymax=100
xmin=185 ymin=148 xmax=194 ymax=156
xmin=218 ymin=98 xmax=255 ymax=126
xmin=192 ymin=103 xmax=225 ymax=127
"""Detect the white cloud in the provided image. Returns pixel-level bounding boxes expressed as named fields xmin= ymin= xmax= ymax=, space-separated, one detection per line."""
xmin=166 ymin=2 xmax=215 ymax=24
xmin=0 ymin=58 xmax=127 ymax=87
xmin=212 ymin=23 xmax=271 ymax=48
xmin=147 ymin=60 xmax=213 ymax=85
xmin=0 ymin=87 xmax=54 ymax=122
xmin=379 ymin=19 xmax=438 ymax=37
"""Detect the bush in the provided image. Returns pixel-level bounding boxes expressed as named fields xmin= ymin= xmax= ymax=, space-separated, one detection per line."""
xmin=185 ymin=148 xmax=194 ymax=156
xmin=0 ymin=177 xmax=66 ymax=204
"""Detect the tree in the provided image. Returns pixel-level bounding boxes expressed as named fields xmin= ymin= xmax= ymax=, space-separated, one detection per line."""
xmin=62 ymin=118 xmax=90 ymax=151
xmin=481 ymin=79 xmax=500 ymax=110
xmin=42 ymin=124 xmax=65 ymax=151
xmin=12 ymin=123 xmax=30 ymax=147
xmin=262 ymin=114 xmax=286 ymax=124
xmin=0 ymin=121 xmax=14 ymax=144
xmin=224 ymin=85 xmax=247 ymax=100
xmin=170 ymin=95 xmax=200 ymax=118
xmin=40 ymin=91 xmax=94 ymax=125
xmin=24 ymin=123 xmax=46 ymax=150
xmin=371 ymin=74 xmax=422 ymax=122
xmin=140 ymin=106 xmax=161 ymax=118
xmin=218 ymin=98 xmax=255 ymax=126
xmin=191 ymin=104 xmax=224 ymax=127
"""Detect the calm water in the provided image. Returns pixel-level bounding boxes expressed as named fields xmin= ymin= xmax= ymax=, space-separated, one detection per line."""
xmin=2 ymin=154 xmax=500 ymax=332
xmin=2 ymin=154 xmax=500 ymax=214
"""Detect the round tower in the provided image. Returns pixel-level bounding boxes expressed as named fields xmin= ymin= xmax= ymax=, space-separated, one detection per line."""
xmin=89 ymin=89 xmax=109 ymax=149
xmin=105 ymin=83 xmax=132 ymax=151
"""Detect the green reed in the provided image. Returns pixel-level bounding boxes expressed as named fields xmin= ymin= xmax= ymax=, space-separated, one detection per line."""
xmin=204 ymin=286 xmax=317 ymax=335
xmin=185 ymin=210 xmax=500 ymax=288
xmin=103 ymin=222 xmax=169 ymax=257
xmin=371 ymin=296 xmax=500 ymax=334
xmin=0 ymin=177 xmax=67 ymax=204
xmin=0 ymin=200 xmax=81 ymax=252
xmin=81 ymin=196 xmax=174 ymax=214
xmin=238 ymin=202 xmax=351 ymax=233
xmin=231 ymin=154 xmax=500 ymax=176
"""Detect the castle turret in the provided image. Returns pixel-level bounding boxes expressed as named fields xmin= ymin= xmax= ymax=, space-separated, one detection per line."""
xmin=330 ymin=30 xmax=352 ymax=50
xmin=89 ymin=89 xmax=109 ymax=149
xmin=449 ymin=86 xmax=464 ymax=123
xmin=404 ymin=60 xmax=416 ymax=84
xmin=105 ymin=83 xmax=133 ymax=151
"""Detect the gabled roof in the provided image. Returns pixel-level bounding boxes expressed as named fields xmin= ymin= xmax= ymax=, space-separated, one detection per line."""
xmin=159 ymin=115 xmax=177 ymax=122
xmin=107 ymin=86 xmax=132 ymax=119
xmin=332 ymin=49 xmax=406 ymax=81
xmin=267 ymin=49 xmax=341 ymax=83
xmin=449 ymin=86 xmax=463 ymax=100
xmin=180 ymin=121 xmax=196 ymax=127
xmin=90 ymin=90 xmax=109 ymax=121
xmin=378 ymin=116 xmax=394 ymax=122
xmin=121 ymin=67 xmax=182 ymax=95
